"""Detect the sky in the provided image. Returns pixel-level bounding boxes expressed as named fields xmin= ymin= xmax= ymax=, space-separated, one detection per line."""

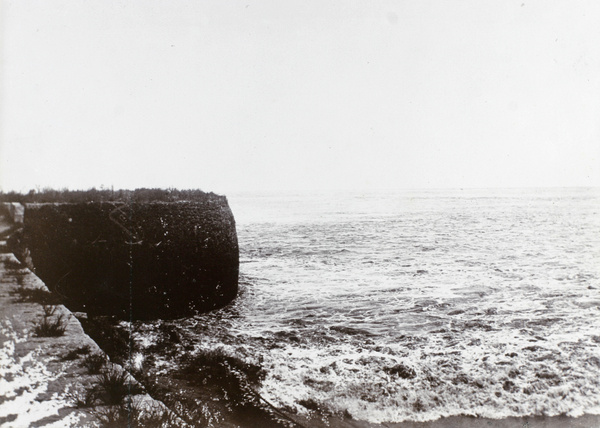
xmin=1 ymin=0 xmax=599 ymax=193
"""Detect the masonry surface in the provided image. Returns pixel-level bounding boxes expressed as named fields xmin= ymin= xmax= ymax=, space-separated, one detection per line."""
xmin=12 ymin=199 xmax=239 ymax=320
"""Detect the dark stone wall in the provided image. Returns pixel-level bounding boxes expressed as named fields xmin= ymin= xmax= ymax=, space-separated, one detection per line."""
xmin=21 ymin=199 xmax=238 ymax=319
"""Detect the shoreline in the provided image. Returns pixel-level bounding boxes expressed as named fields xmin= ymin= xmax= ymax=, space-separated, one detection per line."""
xmin=292 ymin=413 xmax=600 ymax=428
xmin=385 ymin=414 xmax=600 ymax=428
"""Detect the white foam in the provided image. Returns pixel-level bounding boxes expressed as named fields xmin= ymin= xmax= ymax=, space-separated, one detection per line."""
xmin=137 ymin=189 xmax=600 ymax=423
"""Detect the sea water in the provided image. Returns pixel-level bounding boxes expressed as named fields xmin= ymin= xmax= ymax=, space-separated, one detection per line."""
xmin=139 ymin=188 xmax=600 ymax=423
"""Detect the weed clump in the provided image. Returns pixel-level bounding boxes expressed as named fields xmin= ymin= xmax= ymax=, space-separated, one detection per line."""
xmin=33 ymin=313 xmax=68 ymax=337
xmin=67 ymin=366 xmax=146 ymax=410
xmin=68 ymin=378 xmax=178 ymax=427
xmin=91 ymin=401 xmax=179 ymax=428
xmin=93 ymin=367 xmax=143 ymax=405
xmin=178 ymin=348 xmax=265 ymax=408
xmin=65 ymin=386 xmax=98 ymax=409
xmin=82 ymin=353 xmax=108 ymax=374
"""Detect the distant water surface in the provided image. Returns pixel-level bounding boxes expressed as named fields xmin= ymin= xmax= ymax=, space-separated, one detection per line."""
xmin=140 ymin=188 xmax=600 ymax=423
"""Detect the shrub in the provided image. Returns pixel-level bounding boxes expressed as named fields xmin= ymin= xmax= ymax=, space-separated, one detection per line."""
xmin=33 ymin=314 xmax=68 ymax=337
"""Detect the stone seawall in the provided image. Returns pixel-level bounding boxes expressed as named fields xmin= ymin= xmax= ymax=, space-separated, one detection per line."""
xmin=10 ymin=199 xmax=239 ymax=320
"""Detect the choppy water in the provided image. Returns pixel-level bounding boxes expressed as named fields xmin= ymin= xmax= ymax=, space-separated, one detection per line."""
xmin=138 ymin=188 xmax=600 ymax=423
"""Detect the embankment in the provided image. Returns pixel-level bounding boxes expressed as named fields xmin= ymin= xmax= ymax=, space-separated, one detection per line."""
xmin=0 ymin=248 xmax=180 ymax=427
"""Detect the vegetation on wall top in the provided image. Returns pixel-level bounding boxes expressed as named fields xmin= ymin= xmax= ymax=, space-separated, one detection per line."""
xmin=0 ymin=187 xmax=223 ymax=204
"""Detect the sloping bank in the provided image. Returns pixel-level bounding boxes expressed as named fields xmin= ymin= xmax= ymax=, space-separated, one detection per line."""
xmin=0 ymin=193 xmax=240 ymax=426
xmin=10 ymin=196 xmax=239 ymax=320
xmin=0 ymin=248 xmax=183 ymax=427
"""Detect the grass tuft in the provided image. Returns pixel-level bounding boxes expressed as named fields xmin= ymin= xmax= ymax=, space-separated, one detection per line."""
xmin=93 ymin=367 xmax=143 ymax=405
xmin=65 ymin=386 xmax=99 ymax=408
xmin=91 ymin=400 xmax=180 ymax=428
xmin=81 ymin=353 xmax=107 ymax=374
xmin=33 ymin=314 xmax=68 ymax=337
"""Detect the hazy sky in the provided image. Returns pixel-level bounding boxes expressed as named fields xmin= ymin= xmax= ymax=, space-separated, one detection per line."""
xmin=1 ymin=0 xmax=599 ymax=193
